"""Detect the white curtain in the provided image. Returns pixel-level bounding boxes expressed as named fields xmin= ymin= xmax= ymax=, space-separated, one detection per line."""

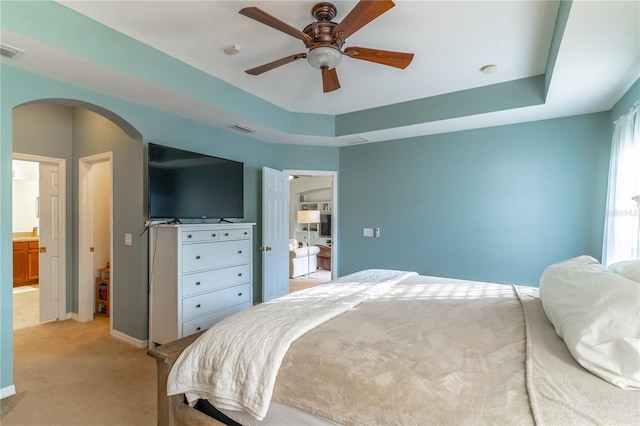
xmin=602 ymin=101 xmax=640 ymax=266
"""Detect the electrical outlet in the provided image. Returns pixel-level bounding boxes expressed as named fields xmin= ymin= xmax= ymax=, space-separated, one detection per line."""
xmin=374 ymin=227 xmax=380 ymax=237
xmin=124 ymin=233 xmax=132 ymax=246
xmin=363 ymin=228 xmax=374 ymax=237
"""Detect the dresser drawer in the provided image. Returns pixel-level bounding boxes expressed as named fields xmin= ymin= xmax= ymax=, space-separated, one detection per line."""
xmin=182 ymin=301 xmax=251 ymax=337
xmin=219 ymin=228 xmax=251 ymax=241
xmin=182 ymin=239 xmax=251 ymax=273
xmin=181 ymin=229 xmax=220 ymax=243
xmin=182 ymin=283 xmax=251 ymax=320
xmin=182 ymin=264 xmax=251 ymax=297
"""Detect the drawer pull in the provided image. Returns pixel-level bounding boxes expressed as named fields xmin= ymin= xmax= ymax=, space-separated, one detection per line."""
xmin=187 ymin=234 xmax=192 ymax=238
xmin=238 ymin=293 xmax=243 ymax=297
xmin=237 ymin=250 xmax=242 ymax=254
xmin=196 ymin=304 xmax=201 ymax=308
xmin=195 ymin=255 xmax=201 ymax=260
xmin=195 ymin=281 xmax=201 ymax=286
xmin=225 ymin=232 xmax=229 ymax=236
xmin=212 ymin=233 xmax=216 ymax=237
xmin=238 ymin=273 xmax=242 ymax=277
xmin=244 ymin=231 xmax=248 ymax=235
xmin=196 ymin=327 xmax=201 ymax=331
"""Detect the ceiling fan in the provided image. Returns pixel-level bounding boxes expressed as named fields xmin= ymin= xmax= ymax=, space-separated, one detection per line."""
xmin=239 ymin=1 xmax=414 ymax=93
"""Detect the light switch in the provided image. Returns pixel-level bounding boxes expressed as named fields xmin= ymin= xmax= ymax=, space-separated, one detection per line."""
xmin=363 ymin=228 xmax=374 ymax=237
xmin=124 ymin=233 xmax=132 ymax=246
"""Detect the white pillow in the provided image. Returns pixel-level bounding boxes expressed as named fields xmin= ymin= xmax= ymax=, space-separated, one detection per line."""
xmin=539 ymin=255 xmax=640 ymax=390
xmin=608 ymin=259 xmax=640 ymax=283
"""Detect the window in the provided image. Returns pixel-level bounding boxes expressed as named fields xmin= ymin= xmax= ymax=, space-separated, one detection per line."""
xmin=602 ymin=101 xmax=640 ymax=265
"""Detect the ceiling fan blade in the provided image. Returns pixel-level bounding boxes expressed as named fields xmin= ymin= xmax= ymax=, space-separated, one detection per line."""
xmin=245 ymin=53 xmax=307 ymax=75
xmin=321 ymin=67 xmax=340 ymax=93
xmin=343 ymin=46 xmax=414 ymax=69
xmin=239 ymin=7 xmax=313 ymax=44
xmin=332 ymin=0 xmax=395 ymax=40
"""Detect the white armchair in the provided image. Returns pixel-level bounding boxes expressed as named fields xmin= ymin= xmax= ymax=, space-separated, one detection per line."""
xmin=289 ymin=239 xmax=320 ymax=278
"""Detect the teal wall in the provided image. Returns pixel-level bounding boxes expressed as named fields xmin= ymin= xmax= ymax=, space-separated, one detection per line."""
xmin=339 ymin=113 xmax=611 ymax=285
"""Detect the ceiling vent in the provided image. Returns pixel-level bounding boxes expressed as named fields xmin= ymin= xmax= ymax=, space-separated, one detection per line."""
xmin=230 ymin=123 xmax=256 ymax=133
xmin=346 ymin=136 xmax=369 ymax=145
xmin=1 ymin=43 xmax=25 ymax=60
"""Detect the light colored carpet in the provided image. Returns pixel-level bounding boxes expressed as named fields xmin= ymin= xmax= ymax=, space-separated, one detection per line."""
xmin=13 ymin=286 xmax=39 ymax=330
xmin=289 ymin=269 xmax=332 ymax=293
xmin=0 ymin=317 xmax=156 ymax=425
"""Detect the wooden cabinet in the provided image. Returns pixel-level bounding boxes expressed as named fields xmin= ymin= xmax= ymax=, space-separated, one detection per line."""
xmin=28 ymin=241 xmax=39 ymax=282
xmin=13 ymin=240 xmax=39 ymax=286
xmin=149 ymin=223 xmax=255 ymax=348
xmin=317 ymin=245 xmax=331 ymax=271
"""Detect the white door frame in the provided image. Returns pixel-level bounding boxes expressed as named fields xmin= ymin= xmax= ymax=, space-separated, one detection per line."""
xmin=78 ymin=152 xmax=113 ymax=327
xmin=284 ymin=169 xmax=338 ymax=275
xmin=12 ymin=153 xmax=67 ymax=320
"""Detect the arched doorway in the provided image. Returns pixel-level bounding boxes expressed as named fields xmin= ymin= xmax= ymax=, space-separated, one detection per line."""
xmin=12 ymin=99 xmax=143 ymax=334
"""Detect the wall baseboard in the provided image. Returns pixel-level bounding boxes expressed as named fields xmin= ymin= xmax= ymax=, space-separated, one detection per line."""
xmin=68 ymin=314 xmax=147 ymax=348
xmin=1 ymin=385 xmax=16 ymax=400
xmin=111 ymin=329 xmax=148 ymax=349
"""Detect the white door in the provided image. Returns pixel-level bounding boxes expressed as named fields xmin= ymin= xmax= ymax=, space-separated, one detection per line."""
xmin=262 ymin=167 xmax=290 ymax=302
xmin=39 ymin=162 xmax=60 ymax=322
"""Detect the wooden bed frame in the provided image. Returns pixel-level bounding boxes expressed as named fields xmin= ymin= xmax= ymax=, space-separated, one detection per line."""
xmin=148 ymin=333 xmax=225 ymax=426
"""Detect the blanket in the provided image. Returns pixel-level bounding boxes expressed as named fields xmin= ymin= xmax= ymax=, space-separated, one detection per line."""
xmin=272 ymin=275 xmax=532 ymax=425
xmin=167 ymin=269 xmax=417 ymax=420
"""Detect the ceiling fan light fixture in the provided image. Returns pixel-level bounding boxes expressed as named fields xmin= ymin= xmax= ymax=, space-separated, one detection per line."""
xmin=307 ymin=45 xmax=342 ymax=69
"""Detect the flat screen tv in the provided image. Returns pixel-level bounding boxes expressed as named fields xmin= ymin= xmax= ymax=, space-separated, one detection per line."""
xmin=148 ymin=143 xmax=244 ymax=220
xmin=320 ymin=213 xmax=331 ymax=237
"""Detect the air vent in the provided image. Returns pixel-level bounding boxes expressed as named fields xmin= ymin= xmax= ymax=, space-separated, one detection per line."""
xmin=230 ymin=123 xmax=256 ymax=133
xmin=346 ymin=136 xmax=369 ymax=145
xmin=1 ymin=43 xmax=24 ymax=60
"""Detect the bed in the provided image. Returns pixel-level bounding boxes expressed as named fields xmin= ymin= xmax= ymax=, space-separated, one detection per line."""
xmin=148 ymin=258 xmax=639 ymax=426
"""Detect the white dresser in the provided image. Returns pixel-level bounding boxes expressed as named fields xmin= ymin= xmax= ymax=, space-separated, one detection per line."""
xmin=148 ymin=223 xmax=255 ymax=347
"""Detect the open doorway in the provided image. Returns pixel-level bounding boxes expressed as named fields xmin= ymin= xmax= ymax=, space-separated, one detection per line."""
xmin=78 ymin=153 xmax=113 ymax=328
xmin=11 ymin=155 xmax=67 ymax=329
xmin=286 ymin=170 xmax=337 ymax=293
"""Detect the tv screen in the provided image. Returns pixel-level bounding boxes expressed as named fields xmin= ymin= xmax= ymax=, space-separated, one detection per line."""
xmin=320 ymin=214 xmax=331 ymax=237
xmin=148 ymin=143 xmax=244 ymax=220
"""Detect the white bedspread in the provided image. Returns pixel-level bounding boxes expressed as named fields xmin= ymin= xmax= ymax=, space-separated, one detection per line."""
xmin=167 ymin=269 xmax=417 ymax=420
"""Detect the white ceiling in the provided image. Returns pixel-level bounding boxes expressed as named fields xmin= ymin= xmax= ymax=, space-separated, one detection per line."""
xmin=3 ymin=1 xmax=639 ymax=145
